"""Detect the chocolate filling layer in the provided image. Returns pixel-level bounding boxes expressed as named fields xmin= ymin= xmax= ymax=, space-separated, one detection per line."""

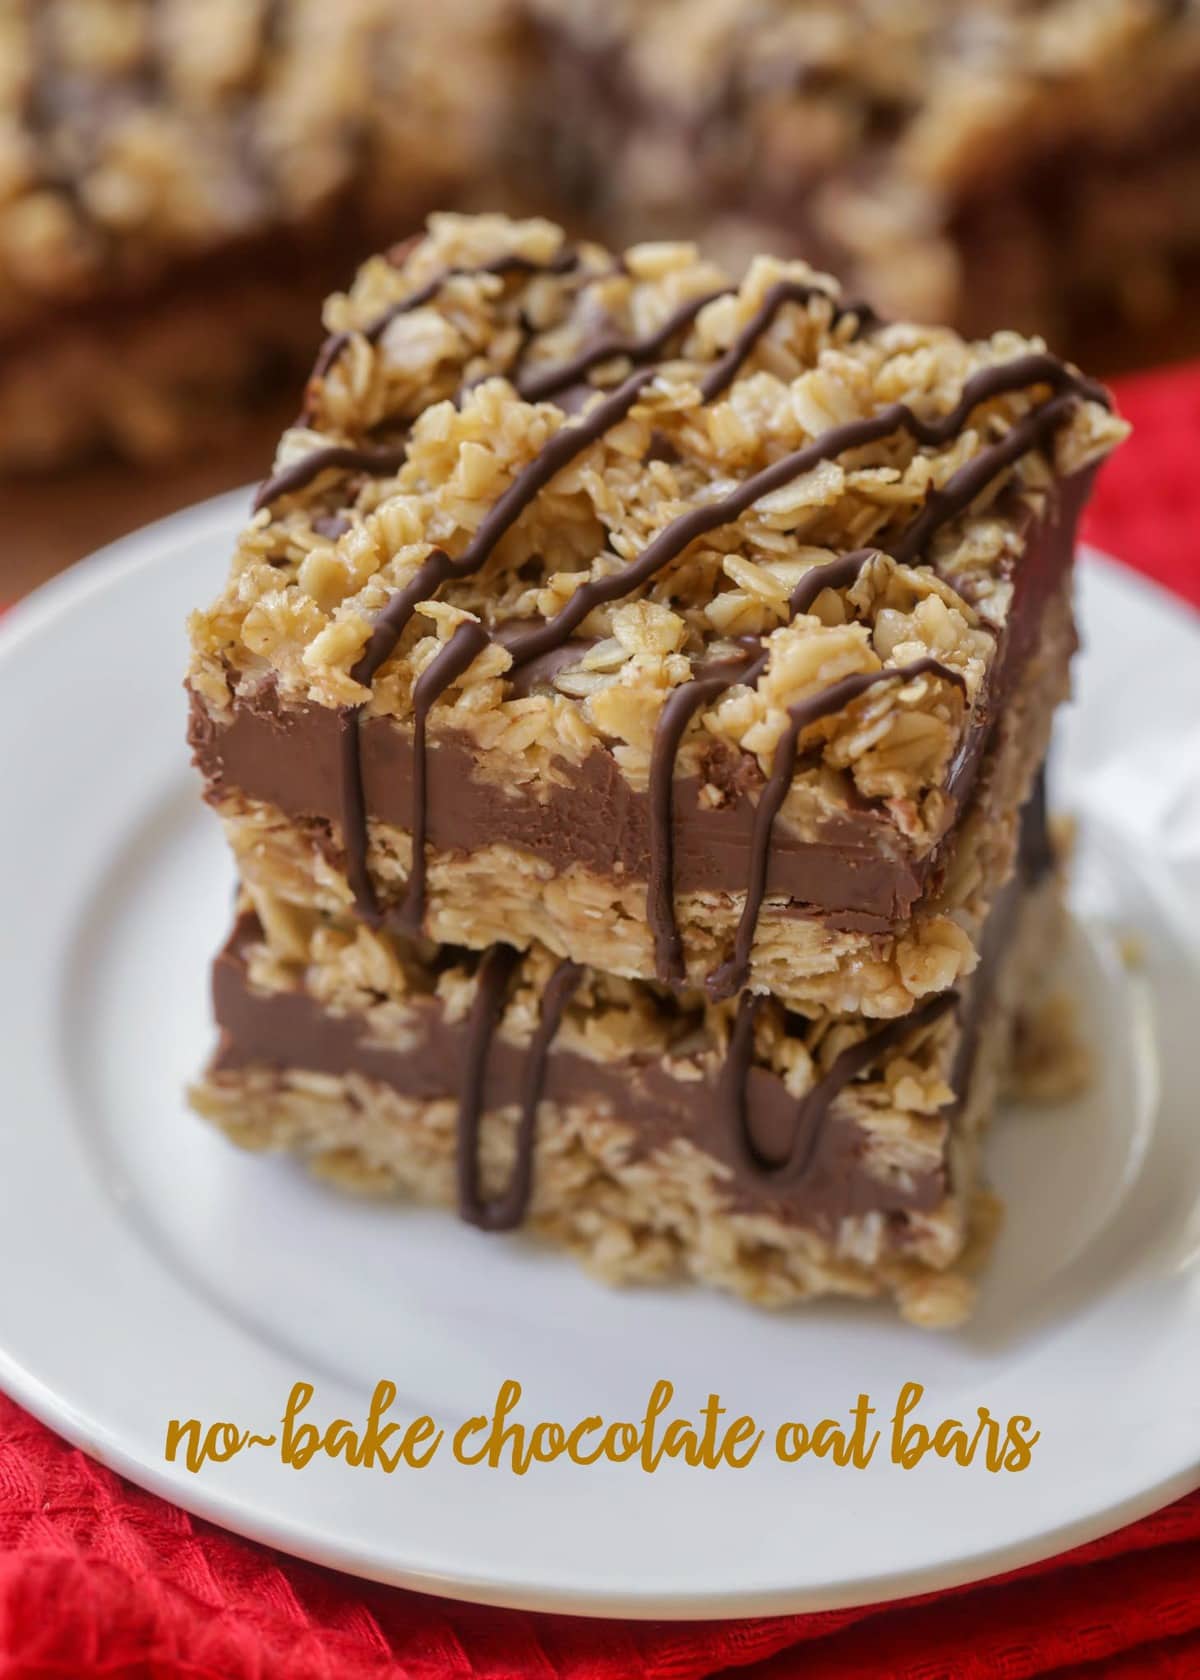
xmin=190 ymin=471 xmax=1084 ymax=927
xmin=192 ymin=690 xmax=919 ymax=924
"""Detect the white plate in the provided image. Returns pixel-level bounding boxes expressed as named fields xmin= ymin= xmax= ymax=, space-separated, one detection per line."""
xmin=1 ymin=493 xmax=1199 ymax=1619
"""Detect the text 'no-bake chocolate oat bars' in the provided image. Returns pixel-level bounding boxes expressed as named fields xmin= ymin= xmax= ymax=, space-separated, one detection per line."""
xmin=187 ymin=213 xmax=1126 ymax=1325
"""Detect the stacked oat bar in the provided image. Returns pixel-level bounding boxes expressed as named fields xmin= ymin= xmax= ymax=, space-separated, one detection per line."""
xmin=187 ymin=213 xmax=1125 ymax=1325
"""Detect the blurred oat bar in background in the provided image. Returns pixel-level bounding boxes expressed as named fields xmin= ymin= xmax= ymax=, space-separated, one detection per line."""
xmin=0 ymin=0 xmax=519 ymax=472
xmin=527 ymin=0 xmax=1200 ymax=365
xmin=186 ymin=213 xmax=1124 ymax=1320
xmin=4 ymin=0 xmax=1196 ymax=489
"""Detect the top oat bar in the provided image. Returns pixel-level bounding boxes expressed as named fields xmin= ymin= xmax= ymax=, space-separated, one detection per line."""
xmin=187 ymin=212 xmax=1125 ymax=1017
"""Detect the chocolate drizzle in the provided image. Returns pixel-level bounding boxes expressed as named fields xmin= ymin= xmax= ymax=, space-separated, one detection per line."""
xmin=723 ymin=993 xmax=958 ymax=1183
xmin=397 ymin=619 xmax=492 ymax=932
xmin=646 ymin=664 xmax=757 ymax=982
xmin=708 ymin=657 xmax=967 ymax=1000
xmin=307 ymin=248 xmax=580 ymax=389
xmin=456 ymin=943 xmax=520 ymax=1226
xmin=458 ymin=954 xmax=584 ymax=1231
xmin=890 ymin=388 xmax=1079 ymax=565
xmin=499 ymin=634 xmax=600 ymax=698
xmin=253 ymin=442 xmax=409 ymax=513
xmin=699 ymin=279 xmax=876 ymax=403
xmin=520 ymin=276 xmax=874 ymax=408
xmin=784 ymin=548 xmax=881 ymax=618
xmin=718 ymin=991 xmax=765 ymax=1182
xmin=646 ymin=549 xmax=879 ymax=981
xmin=339 ymin=559 xmax=453 ymax=923
xmin=516 ymin=287 xmax=732 ymax=402
xmin=450 ymin=369 xmax=656 ymax=578
xmin=339 ymin=370 xmax=655 ymax=924
xmin=455 ymin=945 xmax=584 ymax=1231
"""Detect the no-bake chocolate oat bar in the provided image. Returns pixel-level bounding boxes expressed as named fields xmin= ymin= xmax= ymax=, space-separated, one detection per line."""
xmin=187 ymin=214 xmax=1124 ymax=1015
xmin=191 ymin=789 xmax=1060 ymax=1329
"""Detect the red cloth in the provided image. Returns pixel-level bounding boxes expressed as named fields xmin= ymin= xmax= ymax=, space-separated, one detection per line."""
xmin=1079 ymin=360 xmax=1200 ymax=606
xmin=2 ymin=361 xmax=1199 ymax=1680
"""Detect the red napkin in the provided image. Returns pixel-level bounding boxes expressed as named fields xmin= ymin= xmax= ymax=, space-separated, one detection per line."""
xmin=1079 ymin=359 xmax=1200 ymax=605
xmin=2 ymin=361 xmax=1198 ymax=1680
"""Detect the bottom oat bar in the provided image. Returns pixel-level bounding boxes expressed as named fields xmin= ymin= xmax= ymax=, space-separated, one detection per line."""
xmin=190 ymin=786 xmax=1064 ymax=1329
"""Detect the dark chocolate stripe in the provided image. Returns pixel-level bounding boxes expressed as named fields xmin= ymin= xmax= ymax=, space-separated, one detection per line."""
xmin=646 ymin=549 xmax=880 ymax=982
xmin=354 ymin=553 xmax=457 ymax=685
xmin=308 ymin=248 xmax=580 ymax=387
xmin=339 ymin=551 xmax=457 ymax=923
xmin=891 ymin=389 xmax=1079 ymax=565
xmin=456 ymin=944 xmax=583 ymax=1231
xmin=728 ymin=993 xmax=958 ymax=1184
xmin=699 ymin=279 xmax=876 ymax=403
xmin=466 ymin=958 xmax=584 ymax=1232
xmin=453 ymin=369 xmax=655 ymax=579
xmin=718 ymin=991 xmax=766 ymax=1186
xmin=708 ymin=657 xmax=968 ymax=1001
xmin=253 ymin=443 xmax=409 ymax=513
xmin=336 ymin=704 xmax=376 ymax=924
xmin=520 ymin=276 xmax=874 ymax=408
xmin=517 ymin=287 xmax=731 ymax=402
xmin=647 ymin=671 xmax=750 ymax=983
xmin=396 ymin=620 xmax=491 ymax=932
xmin=785 ymin=547 xmax=881 ymax=618
xmin=457 ymin=944 xmax=522 ymax=1228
